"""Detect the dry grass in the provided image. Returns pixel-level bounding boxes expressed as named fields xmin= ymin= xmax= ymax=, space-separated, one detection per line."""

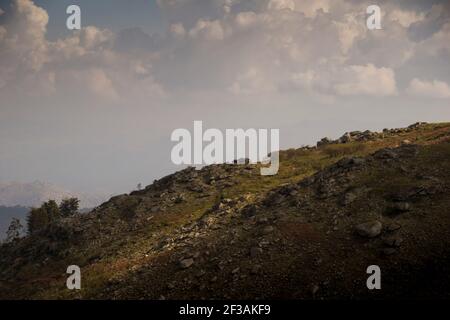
xmin=322 ymin=143 xmax=367 ymax=158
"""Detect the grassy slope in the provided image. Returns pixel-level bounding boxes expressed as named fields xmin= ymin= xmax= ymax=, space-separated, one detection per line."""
xmin=0 ymin=122 xmax=449 ymax=299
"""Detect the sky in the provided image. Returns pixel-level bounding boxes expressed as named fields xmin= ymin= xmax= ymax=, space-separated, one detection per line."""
xmin=0 ymin=0 xmax=449 ymax=196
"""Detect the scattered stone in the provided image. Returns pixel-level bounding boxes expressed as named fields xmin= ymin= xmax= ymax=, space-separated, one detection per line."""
xmin=179 ymin=258 xmax=194 ymax=269
xmin=408 ymin=122 xmax=427 ymax=129
xmin=374 ymin=148 xmax=398 ymax=160
xmin=341 ymin=192 xmax=357 ymax=205
xmin=250 ymin=264 xmax=262 ymax=275
xmin=351 ymin=157 xmax=366 ymax=166
xmin=339 ymin=132 xmax=352 ymax=143
xmin=257 ymin=217 xmax=268 ymax=224
xmin=355 ymin=221 xmax=382 ymax=238
xmin=395 ymin=201 xmax=411 ymax=212
xmin=262 ymin=226 xmax=274 ymax=234
xmin=399 ymin=165 xmax=409 ymax=173
xmin=382 ymin=248 xmax=397 ymax=256
xmin=250 ymin=247 xmax=263 ymax=258
xmin=312 ymin=284 xmax=320 ymax=296
xmin=383 ymin=235 xmax=404 ymax=247
xmin=317 ymin=137 xmax=333 ymax=147
xmin=385 ymin=222 xmax=401 ymax=232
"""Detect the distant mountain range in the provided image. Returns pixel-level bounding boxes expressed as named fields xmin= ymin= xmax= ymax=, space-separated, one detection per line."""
xmin=0 ymin=181 xmax=105 ymax=209
xmin=0 ymin=181 xmax=104 ymax=240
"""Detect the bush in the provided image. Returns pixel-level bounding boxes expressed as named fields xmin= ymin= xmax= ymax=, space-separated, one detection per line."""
xmin=27 ymin=200 xmax=61 ymax=235
xmin=6 ymin=218 xmax=23 ymax=242
xmin=60 ymin=198 xmax=80 ymax=217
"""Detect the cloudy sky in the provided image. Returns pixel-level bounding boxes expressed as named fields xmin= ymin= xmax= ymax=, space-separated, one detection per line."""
xmin=0 ymin=0 xmax=449 ymax=196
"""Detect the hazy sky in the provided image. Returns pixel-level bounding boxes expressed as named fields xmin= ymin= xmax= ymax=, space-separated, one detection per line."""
xmin=0 ymin=0 xmax=449 ymax=195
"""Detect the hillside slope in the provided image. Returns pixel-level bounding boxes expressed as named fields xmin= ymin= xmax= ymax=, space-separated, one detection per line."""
xmin=1 ymin=122 xmax=450 ymax=299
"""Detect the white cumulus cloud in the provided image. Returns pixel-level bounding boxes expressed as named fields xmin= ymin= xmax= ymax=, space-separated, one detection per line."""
xmin=406 ymin=78 xmax=450 ymax=99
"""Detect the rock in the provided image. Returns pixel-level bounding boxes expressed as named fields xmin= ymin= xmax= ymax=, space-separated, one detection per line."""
xmin=393 ymin=202 xmax=411 ymax=212
xmin=374 ymin=148 xmax=398 ymax=160
xmin=232 ymin=267 xmax=240 ymax=274
xmin=408 ymin=122 xmax=427 ymax=130
xmin=383 ymin=235 xmax=403 ymax=247
xmin=250 ymin=247 xmax=263 ymax=258
xmin=385 ymin=222 xmax=401 ymax=232
xmin=312 ymin=284 xmax=320 ymax=296
xmin=262 ymin=226 xmax=274 ymax=234
xmin=179 ymin=258 xmax=194 ymax=269
xmin=351 ymin=157 xmax=366 ymax=166
xmin=397 ymin=144 xmax=419 ymax=157
xmin=317 ymin=137 xmax=333 ymax=147
xmin=355 ymin=221 xmax=382 ymax=238
xmin=382 ymin=248 xmax=397 ymax=256
xmin=339 ymin=132 xmax=352 ymax=143
xmin=257 ymin=217 xmax=268 ymax=224
xmin=242 ymin=204 xmax=257 ymax=217
xmin=402 ymin=139 xmax=411 ymax=145
xmin=250 ymin=264 xmax=262 ymax=275
xmin=341 ymin=192 xmax=357 ymax=206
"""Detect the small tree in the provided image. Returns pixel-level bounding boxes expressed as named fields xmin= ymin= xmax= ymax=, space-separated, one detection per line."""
xmin=59 ymin=198 xmax=80 ymax=217
xmin=27 ymin=207 xmax=49 ymax=235
xmin=26 ymin=200 xmax=64 ymax=235
xmin=6 ymin=218 xmax=23 ymax=242
xmin=42 ymin=200 xmax=60 ymax=221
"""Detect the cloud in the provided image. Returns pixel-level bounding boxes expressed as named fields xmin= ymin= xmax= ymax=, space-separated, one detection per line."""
xmin=0 ymin=0 xmax=49 ymax=73
xmin=388 ymin=9 xmax=424 ymax=28
xmin=408 ymin=3 xmax=450 ymax=42
xmin=406 ymin=78 xmax=450 ymax=99
xmin=229 ymin=67 xmax=277 ymax=95
xmin=170 ymin=23 xmax=186 ymax=38
xmin=84 ymin=68 xmax=119 ymax=101
xmin=267 ymin=0 xmax=295 ymax=12
xmin=0 ymin=0 xmax=165 ymax=102
xmin=0 ymin=0 xmax=448 ymax=102
xmin=334 ymin=64 xmax=397 ymax=96
xmin=188 ymin=19 xmax=229 ymax=40
xmin=291 ymin=64 xmax=397 ymax=97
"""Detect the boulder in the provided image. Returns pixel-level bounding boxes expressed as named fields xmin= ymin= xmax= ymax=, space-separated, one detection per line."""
xmin=393 ymin=202 xmax=411 ymax=212
xmin=179 ymin=258 xmax=194 ymax=269
xmin=355 ymin=220 xmax=382 ymax=238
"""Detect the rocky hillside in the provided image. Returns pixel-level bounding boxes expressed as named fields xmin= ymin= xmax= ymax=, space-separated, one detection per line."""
xmin=1 ymin=122 xmax=450 ymax=299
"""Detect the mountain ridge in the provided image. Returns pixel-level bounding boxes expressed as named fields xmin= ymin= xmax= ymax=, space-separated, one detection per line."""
xmin=1 ymin=122 xmax=449 ymax=299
